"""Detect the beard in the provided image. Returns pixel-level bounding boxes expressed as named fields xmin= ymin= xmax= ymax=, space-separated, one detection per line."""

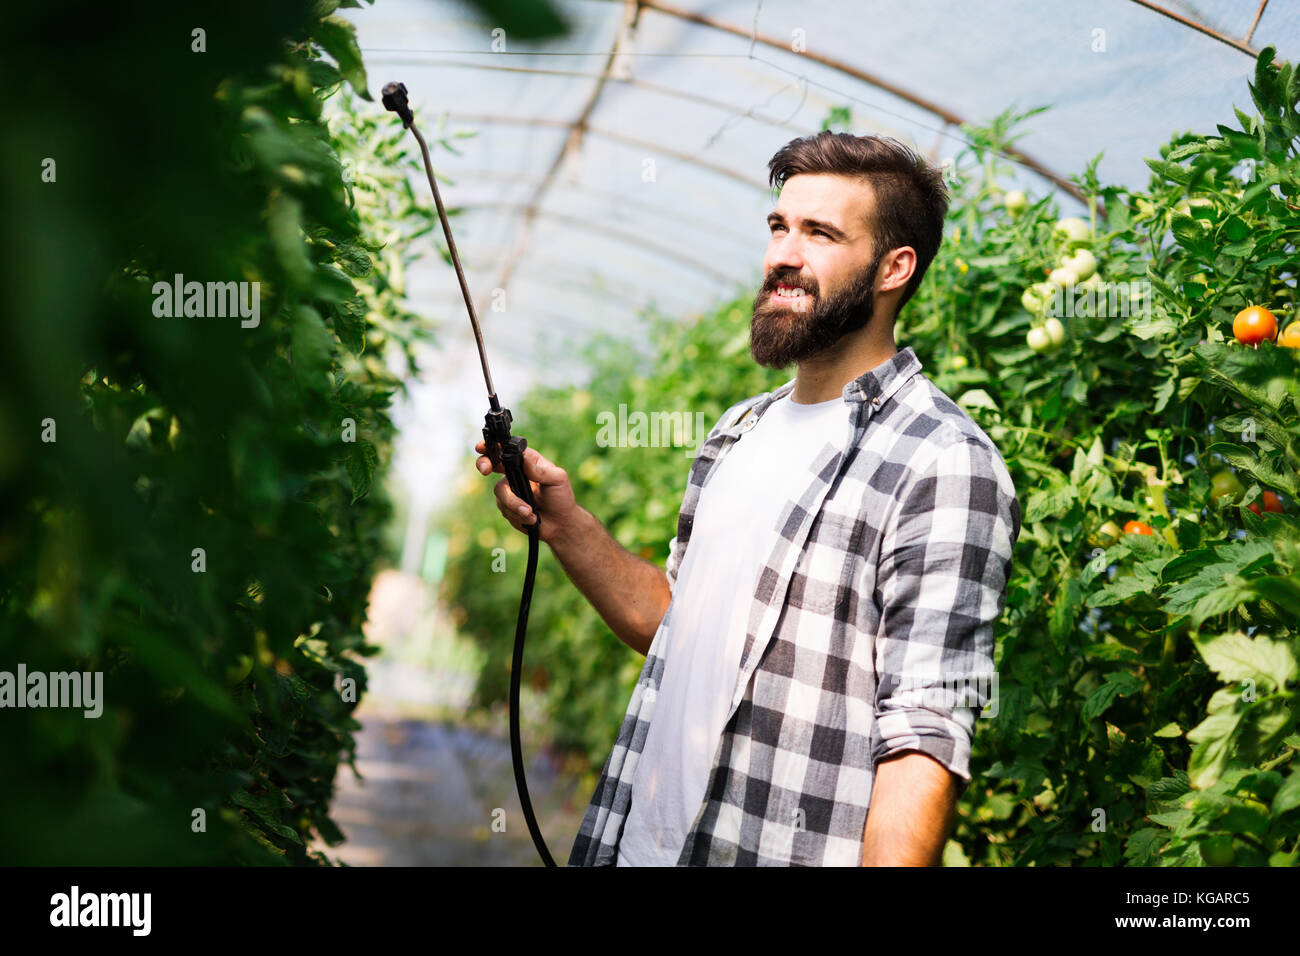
xmin=749 ymin=251 xmax=885 ymax=368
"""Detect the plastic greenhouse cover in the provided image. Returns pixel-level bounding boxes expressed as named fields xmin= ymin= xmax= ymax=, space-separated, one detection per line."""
xmin=340 ymin=0 xmax=1298 ymax=519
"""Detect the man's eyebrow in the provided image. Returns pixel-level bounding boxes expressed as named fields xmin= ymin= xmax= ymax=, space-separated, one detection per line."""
xmin=765 ymin=211 xmax=848 ymax=241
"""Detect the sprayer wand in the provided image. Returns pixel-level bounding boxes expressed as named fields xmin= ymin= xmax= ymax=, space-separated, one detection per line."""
xmin=382 ymin=81 xmax=556 ymax=868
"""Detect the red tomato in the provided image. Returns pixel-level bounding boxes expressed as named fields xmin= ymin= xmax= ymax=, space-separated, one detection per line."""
xmin=1233 ymin=306 xmax=1278 ymax=347
xmin=1246 ymin=491 xmax=1284 ymax=516
xmin=1123 ymin=520 xmax=1155 ymax=536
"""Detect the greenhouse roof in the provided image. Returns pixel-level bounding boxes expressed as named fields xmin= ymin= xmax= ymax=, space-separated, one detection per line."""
xmin=345 ymin=0 xmax=1299 ymax=516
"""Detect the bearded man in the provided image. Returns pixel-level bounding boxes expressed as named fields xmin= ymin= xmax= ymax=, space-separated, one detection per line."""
xmin=475 ymin=130 xmax=1022 ymax=867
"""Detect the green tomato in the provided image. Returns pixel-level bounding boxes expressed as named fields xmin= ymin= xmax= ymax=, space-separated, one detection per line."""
xmin=1210 ymin=470 xmax=1244 ymax=501
xmin=1200 ymin=835 xmax=1235 ymax=867
xmin=1048 ymin=265 xmax=1081 ymax=288
xmin=1054 ymin=216 xmax=1091 ymax=245
xmin=1044 ymin=317 xmax=1066 ymax=347
xmin=1027 ymin=326 xmax=1052 ymax=352
xmin=1004 ymin=190 xmax=1028 ymax=216
xmin=1062 ymin=249 xmax=1097 ymax=281
xmin=1078 ymin=271 xmax=1104 ymax=292
xmin=945 ymin=354 xmax=968 ymax=371
xmin=1023 ymin=281 xmax=1059 ymax=314
xmin=1088 ymin=520 xmax=1122 ymax=547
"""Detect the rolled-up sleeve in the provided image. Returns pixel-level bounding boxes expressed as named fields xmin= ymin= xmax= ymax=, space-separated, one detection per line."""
xmin=871 ymin=436 xmax=1020 ymax=790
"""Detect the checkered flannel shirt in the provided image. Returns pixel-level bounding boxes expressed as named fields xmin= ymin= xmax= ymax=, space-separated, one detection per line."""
xmin=568 ymin=346 xmax=1022 ymax=866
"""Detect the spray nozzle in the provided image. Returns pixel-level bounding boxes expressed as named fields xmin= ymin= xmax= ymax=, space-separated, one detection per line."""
xmin=381 ymin=81 xmax=413 ymax=129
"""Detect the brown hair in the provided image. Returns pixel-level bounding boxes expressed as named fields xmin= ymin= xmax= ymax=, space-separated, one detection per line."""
xmin=767 ymin=131 xmax=950 ymax=317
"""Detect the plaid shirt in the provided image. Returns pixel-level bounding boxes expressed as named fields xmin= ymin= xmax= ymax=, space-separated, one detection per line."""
xmin=567 ymin=346 xmax=1022 ymax=866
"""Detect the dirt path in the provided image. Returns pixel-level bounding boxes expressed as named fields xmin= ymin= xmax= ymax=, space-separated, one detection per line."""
xmin=310 ymin=570 xmax=587 ymax=866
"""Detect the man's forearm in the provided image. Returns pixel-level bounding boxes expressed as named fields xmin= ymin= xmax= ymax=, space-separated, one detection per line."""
xmin=548 ymin=506 xmax=672 ymax=656
xmin=860 ymin=751 xmax=959 ymax=866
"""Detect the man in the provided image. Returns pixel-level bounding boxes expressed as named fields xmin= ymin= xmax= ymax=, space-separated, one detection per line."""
xmin=474 ymin=131 xmax=1021 ymax=866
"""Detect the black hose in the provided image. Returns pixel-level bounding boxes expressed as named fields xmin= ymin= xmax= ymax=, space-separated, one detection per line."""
xmin=508 ymin=522 xmax=556 ymax=866
xmin=381 ymin=80 xmax=555 ymax=867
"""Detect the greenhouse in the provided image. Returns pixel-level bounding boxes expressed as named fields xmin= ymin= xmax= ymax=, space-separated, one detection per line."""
xmin=3 ymin=0 xmax=1300 ymax=906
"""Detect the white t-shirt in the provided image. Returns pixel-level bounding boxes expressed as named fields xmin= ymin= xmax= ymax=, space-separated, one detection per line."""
xmin=616 ymin=391 xmax=850 ymax=865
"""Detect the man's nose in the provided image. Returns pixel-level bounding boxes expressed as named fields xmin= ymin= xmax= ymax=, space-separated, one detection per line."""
xmin=765 ymin=236 xmax=806 ymax=277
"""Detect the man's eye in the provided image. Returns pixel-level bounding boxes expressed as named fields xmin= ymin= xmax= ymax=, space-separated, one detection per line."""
xmin=813 ymin=229 xmax=829 ymax=238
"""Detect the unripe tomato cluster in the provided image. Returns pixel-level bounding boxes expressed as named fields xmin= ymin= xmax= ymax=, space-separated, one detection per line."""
xmin=1020 ymin=218 xmax=1104 ymax=354
xmin=1027 ymin=318 xmax=1066 ymax=353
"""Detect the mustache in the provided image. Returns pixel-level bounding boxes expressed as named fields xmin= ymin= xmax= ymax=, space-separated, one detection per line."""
xmin=763 ymin=270 xmax=818 ymax=296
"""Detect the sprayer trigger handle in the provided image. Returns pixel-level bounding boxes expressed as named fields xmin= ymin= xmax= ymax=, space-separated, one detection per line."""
xmin=500 ymin=435 xmax=536 ymax=509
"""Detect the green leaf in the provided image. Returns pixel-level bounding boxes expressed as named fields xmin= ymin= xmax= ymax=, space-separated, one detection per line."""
xmin=312 ymin=262 xmax=358 ymax=304
xmin=1082 ymin=671 xmax=1143 ymax=721
xmin=1145 ymin=158 xmax=1190 ymax=185
xmin=263 ymin=820 xmax=305 ymax=845
xmin=1273 ymin=768 xmax=1300 ymax=815
xmin=335 ymin=240 xmax=374 ymax=278
xmin=314 ymin=16 xmax=371 ymax=100
xmin=292 ymin=305 xmax=334 ymax=392
xmin=1187 ymin=708 xmax=1244 ymax=789
xmin=1023 ymin=483 xmax=1077 ymax=523
xmin=332 ymin=295 xmax=368 ymax=355
xmin=1124 ymin=828 xmax=1169 ymax=865
xmin=1049 ymin=575 xmax=1083 ymax=642
xmin=232 ymin=788 xmax=293 ymax=812
xmin=1192 ymin=630 xmax=1298 ymax=691
xmin=1165 ymin=141 xmax=1212 ymax=161
xmin=348 ymin=440 xmax=379 ymax=502
xmin=1252 ymin=46 xmax=1278 ymax=115
xmin=1205 ymin=443 xmax=1300 ymax=499
xmin=956 ymin=388 xmax=1000 ymax=412
xmin=1148 ymin=808 xmax=1192 ymax=829
xmin=268 ymin=193 xmax=314 ymax=289
xmin=1088 ymin=574 xmax=1151 ymax=608
xmin=1148 ymin=773 xmax=1191 ymax=800
xmin=1253 ymin=576 xmax=1300 ymax=618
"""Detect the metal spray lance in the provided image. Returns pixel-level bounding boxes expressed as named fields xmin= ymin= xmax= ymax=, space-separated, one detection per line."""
xmin=382 ymin=81 xmax=556 ymax=867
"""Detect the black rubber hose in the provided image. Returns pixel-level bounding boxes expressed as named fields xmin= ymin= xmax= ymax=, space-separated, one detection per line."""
xmin=509 ymin=522 xmax=556 ymax=866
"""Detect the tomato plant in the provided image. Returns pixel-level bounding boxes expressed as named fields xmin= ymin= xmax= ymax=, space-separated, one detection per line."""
xmin=0 ymin=1 xmax=451 ymax=864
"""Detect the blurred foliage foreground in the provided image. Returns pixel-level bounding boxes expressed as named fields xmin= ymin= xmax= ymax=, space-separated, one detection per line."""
xmin=441 ymin=48 xmax=1300 ymax=866
xmin=0 ymin=0 xmax=446 ymax=863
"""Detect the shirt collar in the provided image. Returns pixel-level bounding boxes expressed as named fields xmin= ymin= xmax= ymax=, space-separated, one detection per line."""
xmin=841 ymin=345 xmax=922 ymax=407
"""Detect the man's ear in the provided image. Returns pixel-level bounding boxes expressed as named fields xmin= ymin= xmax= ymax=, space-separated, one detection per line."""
xmin=880 ymin=247 xmax=917 ymax=293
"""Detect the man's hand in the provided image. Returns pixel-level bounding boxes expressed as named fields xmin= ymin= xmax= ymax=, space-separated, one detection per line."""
xmin=860 ymin=751 xmax=959 ymax=866
xmin=475 ymin=440 xmax=578 ymax=545
xmin=473 ymin=439 xmax=672 ymax=654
